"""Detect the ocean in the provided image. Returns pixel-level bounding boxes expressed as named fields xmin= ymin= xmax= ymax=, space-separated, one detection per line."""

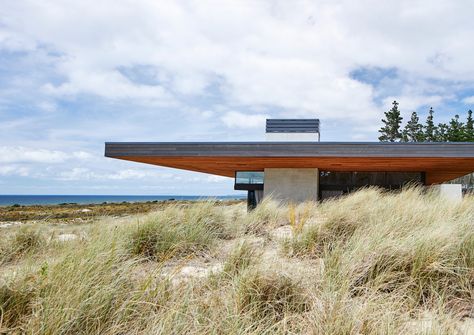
xmin=0 ymin=195 xmax=245 ymax=206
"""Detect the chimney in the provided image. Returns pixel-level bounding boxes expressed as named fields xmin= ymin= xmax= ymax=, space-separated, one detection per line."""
xmin=265 ymin=119 xmax=320 ymax=141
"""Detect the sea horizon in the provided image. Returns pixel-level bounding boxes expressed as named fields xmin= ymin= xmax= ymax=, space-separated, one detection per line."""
xmin=0 ymin=194 xmax=246 ymax=206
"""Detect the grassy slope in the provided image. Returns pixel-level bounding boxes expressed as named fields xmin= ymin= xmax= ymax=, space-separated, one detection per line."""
xmin=1 ymin=188 xmax=474 ymax=334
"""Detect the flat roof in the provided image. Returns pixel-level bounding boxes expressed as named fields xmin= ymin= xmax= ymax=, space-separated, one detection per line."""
xmin=105 ymin=142 xmax=474 ymax=184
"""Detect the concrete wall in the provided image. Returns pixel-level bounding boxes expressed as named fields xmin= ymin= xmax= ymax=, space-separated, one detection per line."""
xmin=429 ymin=184 xmax=463 ymax=203
xmin=264 ymin=168 xmax=319 ymax=203
xmin=265 ymin=133 xmax=319 ymax=141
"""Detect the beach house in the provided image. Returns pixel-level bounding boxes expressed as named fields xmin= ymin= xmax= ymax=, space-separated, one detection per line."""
xmin=105 ymin=119 xmax=474 ymax=207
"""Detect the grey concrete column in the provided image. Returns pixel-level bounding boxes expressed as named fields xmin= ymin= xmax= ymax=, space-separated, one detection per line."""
xmin=263 ymin=168 xmax=319 ymax=203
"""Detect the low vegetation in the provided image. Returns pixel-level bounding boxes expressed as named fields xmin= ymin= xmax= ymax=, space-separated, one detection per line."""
xmin=1 ymin=188 xmax=474 ymax=334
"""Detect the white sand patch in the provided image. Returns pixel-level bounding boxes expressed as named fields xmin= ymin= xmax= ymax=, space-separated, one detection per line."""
xmin=57 ymin=233 xmax=78 ymax=242
xmin=0 ymin=221 xmax=23 ymax=228
xmin=179 ymin=264 xmax=223 ymax=278
xmin=163 ymin=262 xmax=224 ymax=285
xmin=269 ymin=225 xmax=293 ymax=240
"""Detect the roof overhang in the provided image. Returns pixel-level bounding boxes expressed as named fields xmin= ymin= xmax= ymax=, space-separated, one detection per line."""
xmin=105 ymin=142 xmax=474 ymax=184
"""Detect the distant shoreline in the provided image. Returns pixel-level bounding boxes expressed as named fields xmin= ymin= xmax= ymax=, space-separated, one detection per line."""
xmin=0 ymin=194 xmax=246 ymax=207
xmin=0 ymin=198 xmax=245 ymax=224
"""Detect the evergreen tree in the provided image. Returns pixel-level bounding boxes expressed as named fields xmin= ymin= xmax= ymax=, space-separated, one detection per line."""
xmin=423 ymin=107 xmax=437 ymax=141
xmin=378 ymin=101 xmax=403 ymax=142
xmin=446 ymin=115 xmax=464 ymax=142
xmin=402 ymin=111 xmax=424 ymax=142
xmin=435 ymin=123 xmax=449 ymax=142
xmin=464 ymin=110 xmax=474 ymax=142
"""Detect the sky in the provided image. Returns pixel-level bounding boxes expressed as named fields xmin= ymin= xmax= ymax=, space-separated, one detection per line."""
xmin=1 ymin=0 xmax=474 ymax=195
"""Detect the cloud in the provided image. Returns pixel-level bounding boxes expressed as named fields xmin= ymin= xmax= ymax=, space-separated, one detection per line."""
xmin=221 ymin=111 xmax=268 ymax=129
xmin=463 ymin=96 xmax=474 ymax=104
xmin=0 ymin=165 xmax=30 ymax=177
xmin=58 ymin=168 xmax=173 ymax=181
xmin=0 ymin=146 xmax=92 ymax=164
xmin=1 ymin=1 xmax=474 ymax=194
xmin=382 ymin=95 xmax=447 ymax=114
xmin=6 ymin=0 xmax=473 ymax=122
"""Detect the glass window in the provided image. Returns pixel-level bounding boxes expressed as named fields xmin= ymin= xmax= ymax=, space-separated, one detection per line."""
xmin=319 ymin=171 xmax=424 ymax=200
xmin=386 ymin=172 xmax=423 ymax=186
xmin=319 ymin=171 xmax=352 ymax=185
xmin=235 ymin=171 xmax=264 ymax=184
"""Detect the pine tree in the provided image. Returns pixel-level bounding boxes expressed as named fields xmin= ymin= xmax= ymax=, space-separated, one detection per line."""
xmin=402 ymin=111 xmax=424 ymax=142
xmin=447 ymin=115 xmax=464 ymax=142
xmin=423 ymin=107 xmax=437 ymax=141
xmin=378 ymin=101 xmax=403 ymax=142
xmin=464 ymin=110 xmax=474 ymax=142
xmin=435 ymin=123 xmax=449 ymax=142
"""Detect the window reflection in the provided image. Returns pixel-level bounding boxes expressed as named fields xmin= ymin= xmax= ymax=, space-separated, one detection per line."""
xmin=235 ymin=171 xmax=264 ymax=185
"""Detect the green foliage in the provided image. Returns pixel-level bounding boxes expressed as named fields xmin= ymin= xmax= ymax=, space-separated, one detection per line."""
xmin=223 ymin=241 xmax=258 ymax=277
xmin=446 ymin=114 xmax=464 ymax=141
xmin=127 ymin=203 xmax=221 ymax=260
xmin=402 ymin=111 xmax=424 ymax=142
xmin=2 ymin=197 xmax=474 ymax=333
xmin=283 ymin=187 xmax=474 ymax=316
xmin=0 ymin=274 xmax=39 ymax=329
xmin=379 ymin=102 xmax=474 ymax=143
xmin=378 ymin=101 xmax=403 ymax=142
xmin=235 ymin=270 xmax=309 ymax=322
xmin=464 ymin=109 xmax=474 ymax=141
xmin=423 ymin=107 xmax=437 ymax=141
xmin=0 ymin=227 xmax=46 ymax=264
xmin=435 ymin=122 xmax=449 ymax=141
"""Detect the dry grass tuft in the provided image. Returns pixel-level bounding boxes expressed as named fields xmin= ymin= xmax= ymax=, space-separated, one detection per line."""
xmin=127 ymin=202 xmax=225 ymax=261
xmin=241 ymin=198 xmax=285 ymax=235
xmin=2 ymin=189 xmax=474 ymax=334
xmin=0 ymin=226 xmax=46 ymax=264
xmin=235 ymin=269 xmax=309 ymax=322
xmin=223 ymin=241 xmax=259 ymax=277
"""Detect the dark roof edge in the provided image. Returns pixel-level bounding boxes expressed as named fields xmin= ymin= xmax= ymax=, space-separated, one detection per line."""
xmin=105 ymin=142 xmax=474 ymax=158
xmin=105 ymin=141 xmax=474 ymax=145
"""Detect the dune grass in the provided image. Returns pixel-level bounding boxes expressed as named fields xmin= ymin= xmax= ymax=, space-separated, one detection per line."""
xmin=0 ymin=226 xmax=47 ymax=265
xmin=1 ymin=188 xmax=474 ymax=334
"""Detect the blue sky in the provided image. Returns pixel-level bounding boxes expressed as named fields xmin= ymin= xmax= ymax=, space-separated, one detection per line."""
xmin=1 ymin=0 xmax=474 ymax=195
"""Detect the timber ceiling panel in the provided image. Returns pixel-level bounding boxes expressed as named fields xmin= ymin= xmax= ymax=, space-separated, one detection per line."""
xmin=105 ymin=142 xmax=474 ymax=184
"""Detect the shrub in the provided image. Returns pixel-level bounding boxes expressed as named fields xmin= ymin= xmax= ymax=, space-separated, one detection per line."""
xmin=0 ymin=230 xmax=172 ymax=334
xmin=13 ymin=228 xmax=45 ymax=255
xmin=315 ymin=187 xmax=474 ymax=314
xmin=235 ymin=270 xmax=309 ymax=322
xmin=0 ymin=274 xmax=39 ymax=329
xmin=127 ymin=203 xmax=218 ymax=260
xmin=223 ymin=241 xmax=259 ymax=277
xmin=283 ymin=209 xmax=359 ymax=258
xmin=241 ymin=198 xmax=283 ymax=235
xmin=0 ymin=227 xmax=45 ymax=264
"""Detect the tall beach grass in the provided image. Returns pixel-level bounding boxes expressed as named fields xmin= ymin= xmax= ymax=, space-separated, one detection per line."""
xmin=1 ymin=188 xmax=474 ymax=334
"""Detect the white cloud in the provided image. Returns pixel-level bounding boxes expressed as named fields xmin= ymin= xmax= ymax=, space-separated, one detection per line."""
xmin=0 ymin=146 xmax=93 ymax=164
xmin=0 ymin=146 xmax=68 ymax=163
xmin=58 ymin=168 xmax=94 ymax=180
xmin=221 ymin=111 xmax=268 ymax=129
xmin=106 ymin=169 xmax=171 ymax=180
xmin=1 ymin=1 xmax=474 ymax=193
xmin=206 ymin=175 xmax=228 ymax=183
xmin=71 ymin=151 xmax=93 ymax=160
xmin=58 ymin=168 xmax=173 ymax=181
xmin=382 ymin=95 xmax=447 ymax=113
xmin=4 ymin=0 xmax=474 ymax=122
xmin=463 ymin=96 xmax=474 ymax=104
xmin=0 ymin=165 xmax=30 ymax=177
